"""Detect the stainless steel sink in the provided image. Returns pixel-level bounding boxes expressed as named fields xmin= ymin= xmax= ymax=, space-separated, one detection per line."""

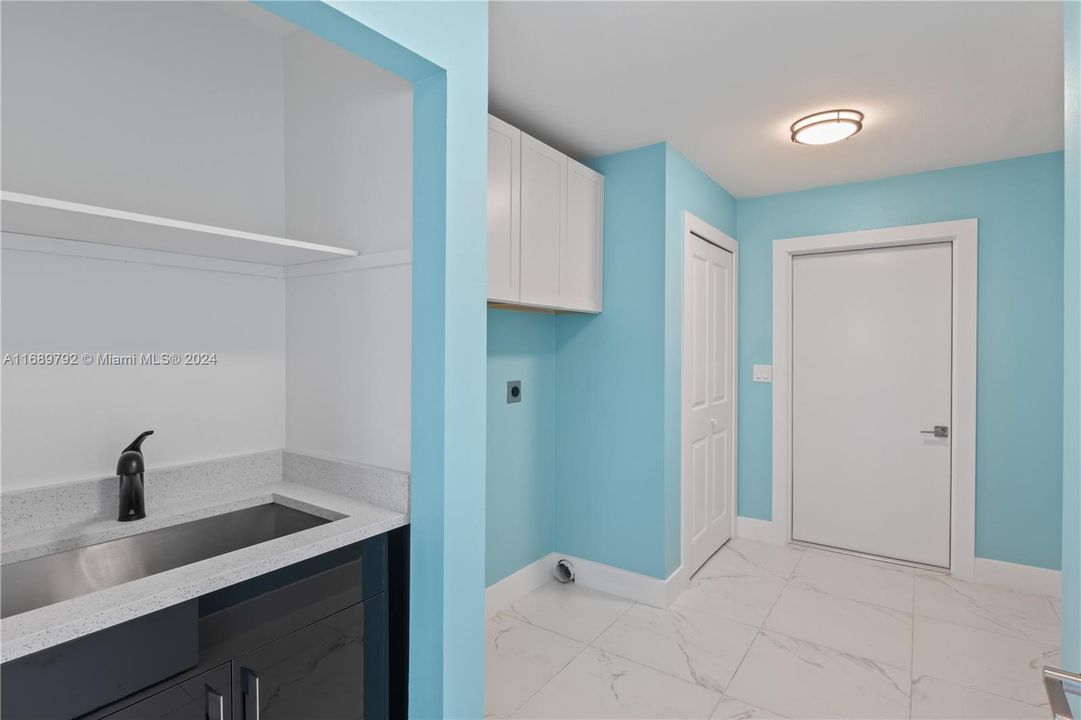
xmin=1 ymin=503 xmax=330 ymax=618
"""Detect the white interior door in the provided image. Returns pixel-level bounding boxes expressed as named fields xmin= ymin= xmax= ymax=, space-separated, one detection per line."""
xmin=684 ymin=231 xmax=734 ymax=576
xmin=791 ymin=243 xmax=952 ymax=567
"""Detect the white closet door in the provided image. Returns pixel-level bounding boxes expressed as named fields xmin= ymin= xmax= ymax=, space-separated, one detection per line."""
xmin=563 ymin=159 xmax=604 ymax=312
xmin=683 ymin=232 xmax=735 ymax=576
xmin=791 ymin=243 xmax=952 ymax=567
xmin=519 ymin=132 xmax=565 ymax=308
xmin=487 ymin=116 xmax=520 ymax=303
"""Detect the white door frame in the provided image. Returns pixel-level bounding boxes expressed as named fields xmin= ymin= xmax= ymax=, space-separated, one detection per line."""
xmin=772 ymin=219 xmax=978 ymax=581
xmin=682 ymin=211 xmax=739 ymax=577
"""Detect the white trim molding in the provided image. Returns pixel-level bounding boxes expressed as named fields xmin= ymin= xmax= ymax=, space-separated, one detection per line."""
xmin=974 ymin=558 xmax=1062 ymax=598
xmin=485 ymin=553 xmax=688 ymax=613
xmin=556 ymin=553 xmax=684 ymax=608
xmin=772 ymin=219 xmax=978 ymax=582
xmin=484 ymin=554 xmax=557 ymax=618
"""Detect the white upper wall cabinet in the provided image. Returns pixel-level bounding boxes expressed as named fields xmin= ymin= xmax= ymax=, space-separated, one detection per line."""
xmin=487 ymin=116 xmax=521 ymax=302
xmin=563 ymin=158 xmax=604 ymax=312
xmin=487 ymin=115 xmax=603 ymax=313
xmin=520 ymin=132 xmax=567 ymax=307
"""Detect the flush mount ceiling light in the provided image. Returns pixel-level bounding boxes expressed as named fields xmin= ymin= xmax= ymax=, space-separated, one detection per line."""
xmin=790 ymin=109 xmax=864 ymax=145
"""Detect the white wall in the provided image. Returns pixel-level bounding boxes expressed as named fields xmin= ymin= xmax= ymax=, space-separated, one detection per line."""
xmin=283 ymin=27 xmax=413 ymax=252
xmin=286 ymin=264 xmax=411 ymax=472
xmin=0 ymin=3 xmax=413 ymax=490
xmin=281 ymin=27 xmax=412 ymax=472
xmin=1 ymin=247 xmax=286 ymax=490
xmin=0 ymin=2 xmax=287 ymax=235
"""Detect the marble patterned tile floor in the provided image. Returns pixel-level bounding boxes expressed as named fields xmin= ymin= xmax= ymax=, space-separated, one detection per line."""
xmin=485 ymin=540 xmax=1060 ymax=719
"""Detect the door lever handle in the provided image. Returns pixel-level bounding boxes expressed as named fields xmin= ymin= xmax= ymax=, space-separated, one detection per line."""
xmin=920 ymin=425 xmax=949 ymax=438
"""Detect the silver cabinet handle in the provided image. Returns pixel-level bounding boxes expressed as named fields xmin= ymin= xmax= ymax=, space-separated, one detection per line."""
xmin=920 ymin=425 xmax=949 ymax=438
xmin=242 ymin=667 xmax=260 ymax=720
xmin=206 ymin=687 xmax=224 ymax=720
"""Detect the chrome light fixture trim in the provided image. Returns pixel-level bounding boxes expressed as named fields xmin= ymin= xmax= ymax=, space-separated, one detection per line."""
xmin=791 ymin=109 xmax=864 ymax=145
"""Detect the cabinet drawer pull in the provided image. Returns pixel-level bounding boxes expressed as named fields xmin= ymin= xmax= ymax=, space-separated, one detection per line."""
xmin=206 ymin=687 xmax=224 ymax=720
xmin=242 ymin=668 xmax=260 ymax=720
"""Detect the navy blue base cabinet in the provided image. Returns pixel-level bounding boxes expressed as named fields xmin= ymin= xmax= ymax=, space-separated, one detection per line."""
xmin=1 ymin=527 xmax=408 ymax=720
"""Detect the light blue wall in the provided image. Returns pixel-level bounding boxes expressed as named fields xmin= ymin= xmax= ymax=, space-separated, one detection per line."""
xmin=547 ymin=143 xmax=736 ymax=580
xmin=553 ymin=144 xmax=669 ymax=577
xmin=663 ymin=147 xmax=738 ymax=572
xmin=1061 ymin=0 xmax=1080 ymax=672
xmin=737 ymin=153 xmax=1065 ymax=571
xmin=261 ymin=4 xmax=488 ymax=718
xmin=486 ymin=310 xmax=555 ymax=585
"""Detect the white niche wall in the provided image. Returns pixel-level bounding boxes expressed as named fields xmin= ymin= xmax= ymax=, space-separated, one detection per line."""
xmin=0 ymin=2 xmax=412 ymax=490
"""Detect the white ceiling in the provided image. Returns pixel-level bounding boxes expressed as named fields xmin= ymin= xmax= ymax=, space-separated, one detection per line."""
xmin=490 ymin=1 xmax=1064 ymax=198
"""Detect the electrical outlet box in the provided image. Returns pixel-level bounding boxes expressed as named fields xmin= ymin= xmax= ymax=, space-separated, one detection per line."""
xmin=507 ymin=380 xmax=522 ymax=403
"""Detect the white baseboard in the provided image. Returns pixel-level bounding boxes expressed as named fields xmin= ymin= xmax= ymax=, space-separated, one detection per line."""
xmin=485 ymin=554 xmax=556 ymax=618
xmin=974 ymin=557 xmax=1061 ymax=597
xmin=663 ymin=564 xmax=689 ymax=606
xmin=736 ymin=516 xmax=784 ymax=544
xmin=554 ymin=552 xmax=679 ymax=608
xmin=483 ymin=545 xmax=1061 ymax=618
xmin=486 ymin=552 xmax=688 ymax=611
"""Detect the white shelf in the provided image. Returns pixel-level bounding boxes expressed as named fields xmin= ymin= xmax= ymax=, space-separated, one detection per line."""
xmin=0 ymin=191 xmax=359 ymax=266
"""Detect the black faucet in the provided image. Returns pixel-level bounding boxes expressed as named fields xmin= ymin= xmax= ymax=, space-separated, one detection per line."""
xmin=117 ymin=430 xmax=153 ymax=522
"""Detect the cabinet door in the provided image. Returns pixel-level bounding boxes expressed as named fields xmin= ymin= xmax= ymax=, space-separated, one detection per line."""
xmin=487 ymin=116 xmax=521 ymax=303
xmin=102 ymin=663 xmax=231 ymax=720
xmin=233 ymin=597 xmax=387 ymax=720
xmin=519 ymin=132 xmax=566 ymax=308
xmin=563 ymin=159 xmax=604 ymax=312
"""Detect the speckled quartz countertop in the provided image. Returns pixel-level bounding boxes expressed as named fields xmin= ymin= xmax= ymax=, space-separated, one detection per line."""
xmin=1 ymin=481 xmax=407 ymax=663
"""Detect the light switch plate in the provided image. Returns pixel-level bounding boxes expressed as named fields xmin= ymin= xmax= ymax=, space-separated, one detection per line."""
xmin=753 ymin=364 xmax=772 ymax=383
xmin=507 ymin=380 xmax=522 ymax=403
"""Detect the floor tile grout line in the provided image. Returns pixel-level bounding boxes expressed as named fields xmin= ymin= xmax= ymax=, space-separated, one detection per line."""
xmin=587 ymin=598 xmax=638 ymax=646
xmin=589 ymin=623 xmax=744 ymax=698
xmin=503 ymin=639 xmax=592 ymax=720
xmin=910 ymin=608 xmax=1061 ymax=646
xmin=705 ymin=693 xmax=725 ymax=719
xmin=490 ymin=593 xmax=638 ymax=718
xmin=912 ymin=669 xmax=1057 ymax=712
xmin=787 ymin=545 xmax=923 ymax=617
xmin=718 ymin=571 xmax=796 ymax=719
xmin=668 ymin=599 xmax=776 ymax=634
xmin=757 ymin=572 xmax=917 ymax=675
xmin=587 ymin=644 xmax=728 ymax=699
xmin=589 ymin=617 xmax=915 ymax=720
xmin=786 ymin=578 xmax=917 ymax=616
xmin=497 ymin=595 xmax=633 ymax=646
xmin=670 ymin=592 xmax=773 ymax=631
xmin=506 ymin=614 xmax=724 ymax=719
xmin=484 ymin=609 xmax=592 ymax=718
xmin=753 ymin=624 xmax=914 ymax=675
xmin=908 ymin=673 xmax=1054 ymax=714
